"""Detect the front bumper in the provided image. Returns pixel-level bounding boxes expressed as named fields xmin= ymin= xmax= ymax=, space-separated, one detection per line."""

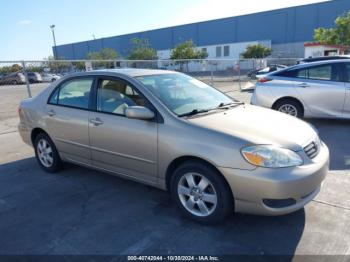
xmin=218 ymin=143 xmax=329 ymax=216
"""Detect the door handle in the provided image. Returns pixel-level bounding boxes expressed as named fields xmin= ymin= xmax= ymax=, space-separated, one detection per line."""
xmin=89 ymin=117 xmax=104 ymax=126
xmin=47 ymin=109 xmax=56 ymax=116
xmin=297 ymin=83 xmax=309 ymax=88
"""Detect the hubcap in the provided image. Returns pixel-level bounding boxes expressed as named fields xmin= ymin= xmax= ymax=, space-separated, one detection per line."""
xmin=37 ymin=139 xmax=54 ymax=168
xmin=178 ymin=173 xmax=217 ymax=217
xmin=278 ymin=104 xmax=298 ymax=116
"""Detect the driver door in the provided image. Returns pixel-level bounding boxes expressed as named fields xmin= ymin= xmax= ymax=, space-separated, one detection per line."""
xmin=88 ymin=77 xmax=158 ymax=184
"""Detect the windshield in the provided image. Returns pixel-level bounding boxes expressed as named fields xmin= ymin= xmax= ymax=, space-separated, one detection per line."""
xmin=136 ymin=73 xmax=235 ymax=116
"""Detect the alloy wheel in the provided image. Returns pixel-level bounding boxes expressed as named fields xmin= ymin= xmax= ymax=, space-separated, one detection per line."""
xmin=36 ymin=138 xmax=54 ymax=167
xmin=178 ymin=172 xmax=217 ymax=217
xmin=278 ymin=104 xmax=298 ymax=116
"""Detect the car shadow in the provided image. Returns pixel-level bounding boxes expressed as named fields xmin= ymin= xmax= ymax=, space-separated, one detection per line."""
xmin=0 ymin=157 xmax=304 ymax=255
xmin=305 ymin=118 xmax=350 ymax=171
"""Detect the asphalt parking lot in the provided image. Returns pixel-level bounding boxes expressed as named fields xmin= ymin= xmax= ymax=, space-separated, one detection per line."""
xmin=0 ymin=82 xmax=349 ymax=257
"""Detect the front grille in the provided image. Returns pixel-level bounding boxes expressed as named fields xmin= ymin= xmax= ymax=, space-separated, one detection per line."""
xmin=304 ymin=140 xmax=320 ymax=159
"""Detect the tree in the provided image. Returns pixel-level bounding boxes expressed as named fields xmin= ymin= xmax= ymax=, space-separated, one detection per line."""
xmin=86 ymin=48 xmax=118 ymax=69
xmin=127 ymin=38 xmax=157 ymax=60
xmin=241 ymin=44 xmax=272 ymax=58
xmin=0 ymin=64 xmax=23 ymax=74
xmin=170 ymin=40 xmax=207 ymax=60
xmin=86 ymin=48 xmax=118 ymax=60
xmin=314 ymin=11 xmax=350 ymax=45
xmin=42 ymin=55 xmax=71 ymax=73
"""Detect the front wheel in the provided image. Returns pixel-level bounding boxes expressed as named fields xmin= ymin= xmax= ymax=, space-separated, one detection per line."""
xmin=34 ymin=133 xmax=62 ymax=173
xmin=171 ymin=161 xmax=233 ymax=224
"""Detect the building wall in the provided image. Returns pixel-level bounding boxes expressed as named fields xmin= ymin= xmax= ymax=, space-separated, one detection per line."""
xmin=157 ymin=40 xmax=271 ymax=59
xmin=55 ymin=0 xmax=350 ymax=59
xmin=271 ymin=42 xmax=305 ymax=58
xmin=304 ymin=45 xmax=343 ymax=57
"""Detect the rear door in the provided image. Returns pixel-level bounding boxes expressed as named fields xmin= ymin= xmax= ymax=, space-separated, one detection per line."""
xmin=293 ymin=63 xmax=345 ymax=118
xmin=45 ymin=77 xmax=94 ymax=165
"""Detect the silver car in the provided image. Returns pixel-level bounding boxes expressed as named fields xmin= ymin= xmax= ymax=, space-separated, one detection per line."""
xmin=251 ymin=60 xmax=350 ymax=118
xmin=18 ymin=69 xmax=329 ymax=223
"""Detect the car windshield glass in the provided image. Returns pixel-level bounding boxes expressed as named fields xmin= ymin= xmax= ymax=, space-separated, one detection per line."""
xmin=136 ymin=73 xmax=237 ymax=116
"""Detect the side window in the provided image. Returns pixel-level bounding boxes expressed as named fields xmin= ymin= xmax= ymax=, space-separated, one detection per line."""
xmin=275 ymin=69 xmax=297 ymax=78
xmin=276 ymin=65 xmax=336 ymax=81
xmin=344 ymin=64 xmax=350 ymax=82
xmin=49 ymin=88 xmax=59 ymax=104
xmin=296 ymin=69 xmax=307 ymax=78
xmin=56 ymin=79 xmax=93 ymax=109
xmin=97 ymin=79 xmax=147 ymax=115
xmin=308 ymin=65 xmax=332 ymax=81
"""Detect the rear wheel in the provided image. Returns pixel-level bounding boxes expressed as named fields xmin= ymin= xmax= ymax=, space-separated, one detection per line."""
xmin=171 ymin=160 xmax=233 ymax=224
xmin=275 ymin=99 xmax=303 ymax=118
xmin=34 ymin=133 xmax=62 ymax=173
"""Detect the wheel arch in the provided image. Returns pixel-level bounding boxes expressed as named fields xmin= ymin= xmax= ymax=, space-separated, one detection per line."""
xmin=272 ymin=96 xmax=305 ymax=114
xmin=31 ymin=127 xmax=50 ymax=146
xmin=165 ymin=155 xmax=233 ymax=198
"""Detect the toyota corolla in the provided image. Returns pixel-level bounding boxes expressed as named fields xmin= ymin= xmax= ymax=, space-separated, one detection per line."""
xmin=18 ymin=69 xmax=329 ymax=223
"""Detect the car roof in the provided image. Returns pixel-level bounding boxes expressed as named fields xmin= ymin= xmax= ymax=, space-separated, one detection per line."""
xmin=298 ymin=55 xmax=350 ymax=63
xmin=299 ymin=58 xmax=350 ymax=67
xmin=93 ymin=68 xmax=178 ymax=77
xmin=284 ymin=59 xmax=350 ymax=70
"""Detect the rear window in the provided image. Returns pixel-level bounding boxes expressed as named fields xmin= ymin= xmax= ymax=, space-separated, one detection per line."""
xmin=49 ymin=78 xmax=93 ymax=109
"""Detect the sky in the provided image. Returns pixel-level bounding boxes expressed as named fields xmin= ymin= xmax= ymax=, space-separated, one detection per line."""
xmin=0 ymin=0 xmax=330 ymax=60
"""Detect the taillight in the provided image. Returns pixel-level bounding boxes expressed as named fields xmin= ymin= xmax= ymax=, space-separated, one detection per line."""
xmin=258 ymin=77 xmax=272 ymax=83
xmin=18 ymin=107 xmax=22 ymax=116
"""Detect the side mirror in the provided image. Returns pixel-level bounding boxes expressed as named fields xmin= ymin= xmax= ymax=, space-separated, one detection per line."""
xmin=125 ymin=106 xmax=155 ymax=120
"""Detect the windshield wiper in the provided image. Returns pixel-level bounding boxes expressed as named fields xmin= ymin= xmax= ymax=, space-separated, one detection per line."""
xmin=216 ymin=101 xmax=244 ymax=109
xmin=179 ymin=102 xmax=244 ymax=118
xmin=178 ymin=108 xmax=210 ymax=117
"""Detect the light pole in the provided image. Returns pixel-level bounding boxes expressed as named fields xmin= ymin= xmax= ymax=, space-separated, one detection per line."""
xmin=50 ymin=25 xmax=57 ymax=59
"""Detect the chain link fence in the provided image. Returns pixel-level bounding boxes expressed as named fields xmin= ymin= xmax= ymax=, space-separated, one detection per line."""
xmin=0 ymin=58 xmax=300 ymax=99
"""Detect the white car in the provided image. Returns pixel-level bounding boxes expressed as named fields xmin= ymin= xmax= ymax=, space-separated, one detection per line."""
xmin=41 ymin=73 xmax=61 ymax=82
xmin=251 ymin=59 xmax=350 ymax=119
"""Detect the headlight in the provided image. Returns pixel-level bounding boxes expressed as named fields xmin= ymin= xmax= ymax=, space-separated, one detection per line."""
xmin=241 ymin=145 xmax=303 ymax=168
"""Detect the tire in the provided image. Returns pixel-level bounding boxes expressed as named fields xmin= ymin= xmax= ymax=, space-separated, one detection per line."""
xmin=34 ymin=133 xmax=62 ymax=173
xmin=274 ymin=99 xmax=303 ymax=118
xmin=170 ymin=160 xmax=233 ymax=224
xmin=11 ymin=80 xmax=18 ymax=85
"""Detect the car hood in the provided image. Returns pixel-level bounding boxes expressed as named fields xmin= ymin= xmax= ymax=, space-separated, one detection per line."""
xmin=187 ymin=104 xmax=317 ymax=151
